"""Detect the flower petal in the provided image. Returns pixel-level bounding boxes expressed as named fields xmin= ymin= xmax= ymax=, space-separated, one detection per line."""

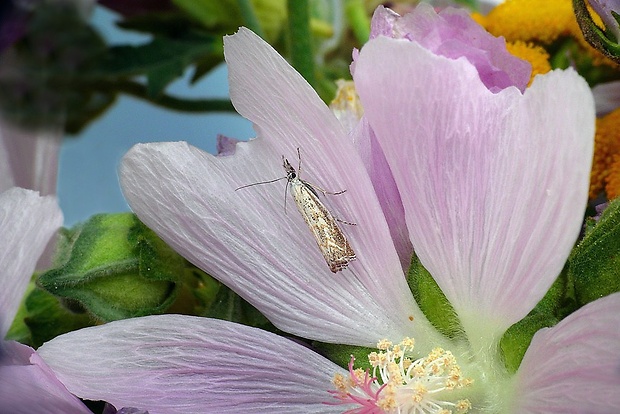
xmin=354 ymin=36 xmax=594 ymax=334
xmin=120 ymin=141 xmax=442 ymax=350
xmin=511 ymin=293 xmax=620 ymax=413
xmin=0 ymin=188 xmax=62 ymax=337
xmin=592 ymin=80 xmax=620 ymax=115
xmin=366 ymin=4 xmax=531 ymax=92
xmin=352 ymin=118 xmax=412 ymax=270
xmin=120 ymin=28 xmax=443 ymax=349
xmin=0 ymin=341 xmax=91 ymax=414
xmin=38 ymin=315 xmax=350 ymax=414
xmin=0 ymin=119 xmax=62 ymax=195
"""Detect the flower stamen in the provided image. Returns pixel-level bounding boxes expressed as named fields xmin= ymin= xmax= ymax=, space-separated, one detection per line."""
xmin=328 ymin=338 xmax=473 ymax=413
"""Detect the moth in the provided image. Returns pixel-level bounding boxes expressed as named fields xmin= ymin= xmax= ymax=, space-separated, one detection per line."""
xmin=236 ymin=149 xmax=356 ymax=273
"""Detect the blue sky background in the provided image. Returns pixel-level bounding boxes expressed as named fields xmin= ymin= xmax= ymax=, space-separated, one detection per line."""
xmin=57 ymin=6 xmax=254 ymax=225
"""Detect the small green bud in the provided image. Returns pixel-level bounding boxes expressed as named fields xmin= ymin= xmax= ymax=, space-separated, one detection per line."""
xmin=38 ymin=213 xmax=183 ymax=321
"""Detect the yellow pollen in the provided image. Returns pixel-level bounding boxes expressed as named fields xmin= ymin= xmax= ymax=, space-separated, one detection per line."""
xmin=456 ymin=399 xmax=473 ymax=413
xmin=377 ymin=339 xmax=393 ymax=350
xmin=402 ymin=337 xmax=415 ymax=347
xmin=332 ymin=372 xmax=347 ymax=393
xmin=591 ymin=108 xmax=620 ymax=199
xmin=352 ymin=367 xmax=365 ymax=384
xmin=329 ymin=79 xmax=364 ymax=123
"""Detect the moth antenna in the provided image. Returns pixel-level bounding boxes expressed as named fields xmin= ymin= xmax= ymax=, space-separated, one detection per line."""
xmin=296 ymin=147 xmax=302 ymax=178
xmin=235 ymin=176 xmax=287 ymax=191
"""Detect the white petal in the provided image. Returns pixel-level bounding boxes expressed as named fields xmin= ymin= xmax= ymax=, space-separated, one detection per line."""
xmin=38 ymin=315 xmax=350 ymax=414
xmin=0 ymin=188 xmax=62 ymax=337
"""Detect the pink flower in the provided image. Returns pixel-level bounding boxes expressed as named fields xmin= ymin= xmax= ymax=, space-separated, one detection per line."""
xmin=36 ymin=5 xmax=620 ymax=413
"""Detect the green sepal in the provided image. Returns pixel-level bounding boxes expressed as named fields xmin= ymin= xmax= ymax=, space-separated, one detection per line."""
xmin=201 ymin=284 xmax=275 ymax=331
xmin=312 ymin=342 xmax=377 ymax=372
xmin=37 ymin=213 xmax=183 ymax=322
xmin=5 ymin=280 xmax=38 ymax=345
xmin=569 ymin=197 xmax=620 ymax=307
xmin=24 ymin=289 xmax=94 ymax=348
xmin=499 ymin=268 xmax=570 ymax=373
xmin=406 ymin=253 xmax=463 ymax=339
xmin=166 ymin=265 xmax=221 ymax=316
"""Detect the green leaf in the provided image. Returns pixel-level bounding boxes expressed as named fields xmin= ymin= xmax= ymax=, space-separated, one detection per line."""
xmin=37 ymin=213 xmax=184 ymax=321
xmin=569 ymin=197 xmax=620 ymax=306
xmin=116 ymin=11 xmax=201 ymax=37
xmin=101 ymin=34 xmax=216 ymax=96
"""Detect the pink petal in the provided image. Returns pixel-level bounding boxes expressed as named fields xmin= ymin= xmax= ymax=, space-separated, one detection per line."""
xmin=365 ymin=4 xmax=531 ymax=92
xmin=0 ymin=341 xmax=91 ymax=414
xmin=0 ymin=188 xmax=63 ymax=337
xmin=352 ymin=118 xmax=412 ymax=270
xmin=512 ymin=293 xmax=620 ymax=413
xmin=592 ymin=80 xmax=620 ymax=115
xmin=120 ymin=141 xmax=442 ymax=350
xmin=38 ymin=315 xmax=350 ymax=414
xmin=354 ymin=37 xmax=595 ymax=334
xmin=120 ymin=28 xmax=444 ymax=349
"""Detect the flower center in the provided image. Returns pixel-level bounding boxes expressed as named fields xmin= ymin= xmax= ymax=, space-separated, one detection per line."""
xmin=328 ymin=338 xmax=473 ymax=414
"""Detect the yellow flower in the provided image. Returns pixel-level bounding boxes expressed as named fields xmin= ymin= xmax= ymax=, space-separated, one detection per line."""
xmin=591 ymin=108 xmax=620 ymax=199
xmin=478 ymin=0 xmax=615 ymax=67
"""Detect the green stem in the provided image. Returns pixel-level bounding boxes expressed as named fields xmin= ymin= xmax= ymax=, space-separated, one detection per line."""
xmin=238 ymin=0 xmax=265 ymax=39
xmin=344 ymin=0 xmax=370 ymax=44
xmin=287 ymin=0 xmax=316 ymax=87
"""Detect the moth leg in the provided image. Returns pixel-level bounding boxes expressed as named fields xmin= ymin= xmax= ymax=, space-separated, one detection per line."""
xmin=334 ymin=217 xmax=356 ymax=226
xmin=310 ymin=182 xmax=347 ymax=196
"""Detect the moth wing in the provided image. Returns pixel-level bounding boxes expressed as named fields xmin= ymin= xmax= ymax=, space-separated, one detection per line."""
xmin=290 ymin=180 xmax=356 ymax=273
